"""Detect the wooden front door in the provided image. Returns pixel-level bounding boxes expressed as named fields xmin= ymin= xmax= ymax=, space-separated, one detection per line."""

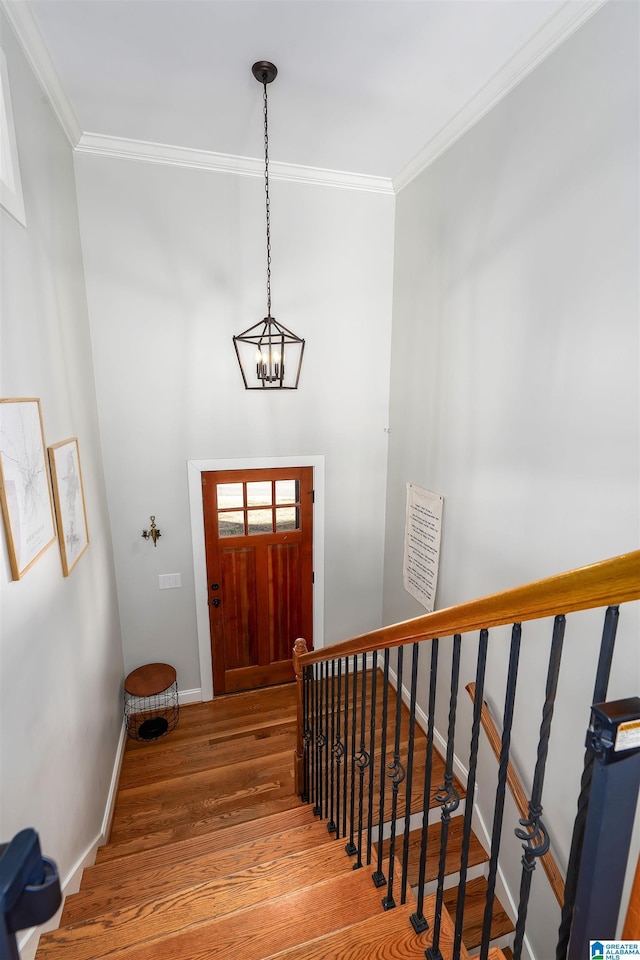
xmin=202 ymin=467 xmax=313 ymax=695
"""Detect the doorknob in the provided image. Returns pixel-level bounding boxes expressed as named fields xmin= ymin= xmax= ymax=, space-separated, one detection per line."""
xmin=212 ymin=597 xmax=221 ymax=607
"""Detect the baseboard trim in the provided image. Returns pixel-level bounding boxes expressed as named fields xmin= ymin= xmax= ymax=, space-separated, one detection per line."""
xmin=18 ymin=715 xmax=129 ymax=958
xmin=101 ymin=717 xmax=127 ymax=842
xmin=179 ymin=687 xmax=202 ymax=705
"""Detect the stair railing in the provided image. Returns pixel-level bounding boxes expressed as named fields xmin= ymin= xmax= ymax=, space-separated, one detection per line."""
xmin=465 ymin=680 xmax=565 ymax=907
xmin=293 ymin=550 xmax=640 ymax=960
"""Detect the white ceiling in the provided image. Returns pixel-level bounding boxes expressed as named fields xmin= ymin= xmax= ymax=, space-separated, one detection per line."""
xmin=15 ymin=0 xmax=603 ymax=184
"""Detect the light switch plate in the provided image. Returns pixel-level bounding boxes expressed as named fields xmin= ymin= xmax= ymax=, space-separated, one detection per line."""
xmin=159 ymin=573 xmax=181 ymax=590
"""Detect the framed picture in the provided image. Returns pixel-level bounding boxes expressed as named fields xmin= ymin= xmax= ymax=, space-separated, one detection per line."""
xmin=0 ymin=47 xmax=26 ymax=226
xmin=0 ymin=399 xmax=56 ymax=579
xmin=48 ymin=438 xmax=89 ymax=576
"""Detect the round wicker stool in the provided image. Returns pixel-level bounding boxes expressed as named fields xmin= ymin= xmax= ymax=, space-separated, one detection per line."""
xmin=124 ymin=663 xmax=179 ymax=741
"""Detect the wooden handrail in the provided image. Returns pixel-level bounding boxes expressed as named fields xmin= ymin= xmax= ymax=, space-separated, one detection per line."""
xmin=466 ymin=681 xmax=565 ymax=906
xmin=298 ymin=550 xmax=640 ymax=668
xmin=623 ymin=851 xmax=640 ymax=937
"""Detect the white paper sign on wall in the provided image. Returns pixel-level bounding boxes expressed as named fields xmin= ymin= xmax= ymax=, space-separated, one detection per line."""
xmin=403 ymin=484 xmax=444 ymax=612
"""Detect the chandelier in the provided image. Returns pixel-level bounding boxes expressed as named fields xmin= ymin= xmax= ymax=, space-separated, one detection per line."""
xmin=233 ymin=61 xmax=305 ymax=390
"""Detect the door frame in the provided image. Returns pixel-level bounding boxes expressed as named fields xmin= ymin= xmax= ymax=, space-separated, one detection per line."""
xmin=187 ymin=455 xmax=325 ymax=701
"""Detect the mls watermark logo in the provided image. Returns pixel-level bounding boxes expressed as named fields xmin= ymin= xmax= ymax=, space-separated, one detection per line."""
xmin=591 ymin=941 xmax=640 ymax=959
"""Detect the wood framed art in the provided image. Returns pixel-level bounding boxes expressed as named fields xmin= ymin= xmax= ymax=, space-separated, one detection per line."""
xmin=48 ymin=437 xmax=89 ymax=576
xmin=0 ymin=398 xmax=56 ymax=579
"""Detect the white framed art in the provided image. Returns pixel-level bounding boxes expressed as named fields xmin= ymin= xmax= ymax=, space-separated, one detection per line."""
xmin=0 ymin=399 xmax=56 ymax=579
xmin=48 ymin=438 xmax=89 ymax=576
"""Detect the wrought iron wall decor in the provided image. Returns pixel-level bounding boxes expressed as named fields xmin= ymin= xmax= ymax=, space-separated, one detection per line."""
xmin=233 ymin=61 xmax=305 ymax=390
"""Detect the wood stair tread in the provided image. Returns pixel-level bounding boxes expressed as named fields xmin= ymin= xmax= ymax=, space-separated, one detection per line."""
xmin=108 ymin=749 xmax=296 ymax=844
xmin=262 ymin=902 xmax=430 ymax=960
xmin=88 ymin=804 xmax=318 ymax=886
xmin=113 ymin=745 xmax=295 ymax=811
xmin=120 ymin=687 xmax=297 ymax=758
xmin=260 ymin=895 xmax=470 ymax=960
xmin=117 ymin=722 xmax=297 ymax=790
xmin=45 ymin=842 xmax=367 ymax=956
xmin=43 ymin=863 xmax=399 ymax=960
xmin=36 ymin=675 xmax=516 ymax=960
xmin=64 ymin=827 xmax=346 ymax=925
xmin=96 ymin=793 xmax=303 ymax=863
xmin=377 ymin=816 xmax=488 ymax=887
xmin=473 ymin=951 xmax=510 ymax=960
xmin=443 ymin=875 xmax=515 ymax=950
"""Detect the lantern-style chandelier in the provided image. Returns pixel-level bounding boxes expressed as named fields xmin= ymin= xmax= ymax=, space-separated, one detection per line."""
xmin=233 ymin=61 xmax=305 ymax=390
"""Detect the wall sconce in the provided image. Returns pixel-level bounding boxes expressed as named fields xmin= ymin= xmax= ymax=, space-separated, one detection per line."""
xmin=142 ymin=516 xmax=161 ymax=546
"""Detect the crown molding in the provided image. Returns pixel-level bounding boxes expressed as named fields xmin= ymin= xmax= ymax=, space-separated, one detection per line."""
xmin=2 ymin=0 xmax=605 ymax=196
xmin=393 ymin=0 xmax=608 ymax=193
xmin=75 ymin=132 xmax=395 ymax=195
xmin=0 ymin=0 xmax=81 ymax=146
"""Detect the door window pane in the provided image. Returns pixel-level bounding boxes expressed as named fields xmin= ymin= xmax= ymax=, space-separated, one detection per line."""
xmin=275 ymin=480 xmax=298 ymax=505
xmin=246 ymin=481 xmax=272 ymax=506
xmin=217 ymin=483 xmax=243 ymax=509
xmin=247 ymin=509 xmax=273 ymax=534
xmin=218 ymin=511 xmax=245 ymax=537
xmin=275 ymin=506 xmax=299 ymax=532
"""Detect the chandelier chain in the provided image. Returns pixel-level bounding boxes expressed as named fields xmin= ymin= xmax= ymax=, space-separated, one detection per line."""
xmin=263 ymin=81 xmax=272 ymax=317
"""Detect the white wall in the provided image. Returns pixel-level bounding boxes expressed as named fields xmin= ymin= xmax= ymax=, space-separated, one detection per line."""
xmin=384 ymin=1 xmax=639 ymax=952
xmin=73 ymin=154 xmax=395 ymax=692
xmin=0 ymin=9 xmax=124 ymax=952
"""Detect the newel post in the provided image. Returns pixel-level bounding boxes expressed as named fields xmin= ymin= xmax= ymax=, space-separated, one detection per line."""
xmin=567 ymin=697 xmax=640 ymax=957
xmin=293 ymin=638 xmax=308 ymax=797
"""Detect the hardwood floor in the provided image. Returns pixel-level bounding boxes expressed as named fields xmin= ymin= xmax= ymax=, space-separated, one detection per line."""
xmin=36 ymin=679 xmax=511 ymax=960
xmin=103 ymin=684 xmax=300 ymax=859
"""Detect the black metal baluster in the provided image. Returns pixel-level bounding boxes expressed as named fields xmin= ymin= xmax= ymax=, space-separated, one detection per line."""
xmin=556 ymin=606 xmax=619 ymax=960
xmin=353 ymin=655 xmax=369 ymax=869
xmin=479 ymin=623 xmax=523 ymax=960
xmin=314 ymin=661 xmax=324 ymax=816
xmin=373 ymin=648 xmax=391 ymax=888
xmin=382 ymin=645 xmax=405 ymax=911
xmin=411 ymin=637 xmax=439 ymax=934
xmin=346 ymin=655 xmax=359 ymax=856
xmin=452 ymin=628 xmax=489 ymax=960
xmin=342 ymin=656 xmax=350 ymax=839
xmin=327 ymin=659 xmax=336 ymax=833
xmin=401 ymin=642 xmax=420 ymax=904
xmin=427 ymin=634 xmax=462 ymax=960
xmin=302 ymin=665 xmax=312 ymax=803
xmin=323 ymin=659 xmax=330 ymax=821
xmin=366 ymin=650 xmax=379 ymax=866
xmin=512 ymin=615 xmax=565 ymax=960
xmin=310 ymin=662 xmax=317 ymax=811
xmin=333 ymin=658 xmax=344 ymax=840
